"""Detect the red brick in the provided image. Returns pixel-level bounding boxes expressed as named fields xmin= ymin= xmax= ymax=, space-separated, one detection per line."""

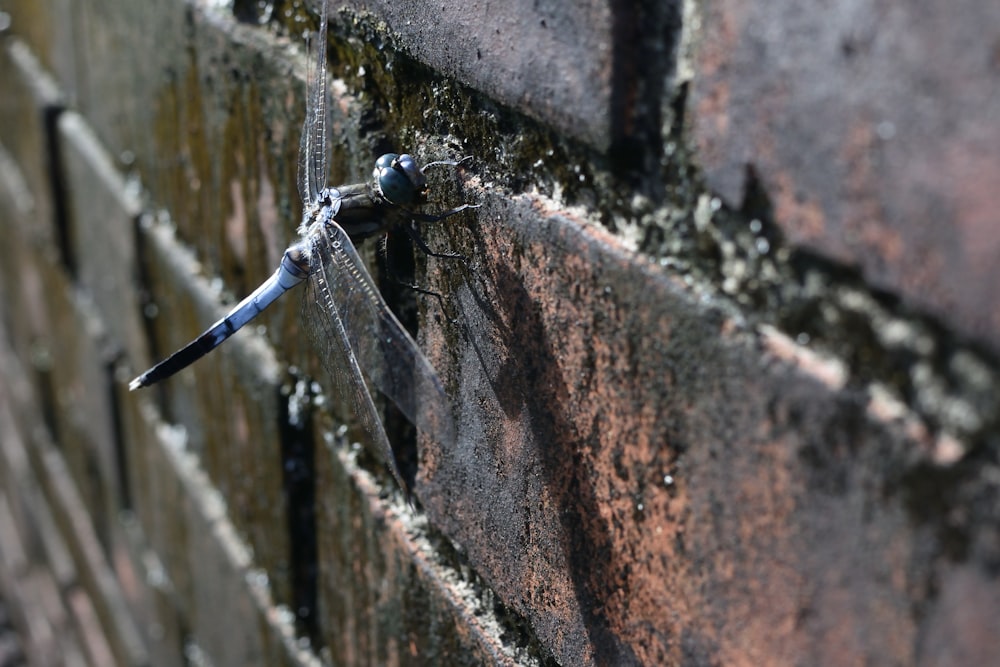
xmin=417 ymin=193 xmax=998 ymax=665
xmin=689 ymin=0 xmax=1000 ymax=352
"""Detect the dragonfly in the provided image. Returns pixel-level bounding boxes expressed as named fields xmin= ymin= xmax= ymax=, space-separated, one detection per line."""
xmin=130 ymin=0 xmax=475 ymax=495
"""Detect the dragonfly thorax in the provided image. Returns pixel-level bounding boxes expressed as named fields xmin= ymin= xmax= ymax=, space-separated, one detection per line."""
xmin=373 ymin=153 xmax=428 ymax=206
xmin=296 ymin=186 xmax=342 ymax=238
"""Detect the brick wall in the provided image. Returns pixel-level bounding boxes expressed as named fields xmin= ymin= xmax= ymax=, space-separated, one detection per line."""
xmin=1 ymin=0 xmax=998 ymax=665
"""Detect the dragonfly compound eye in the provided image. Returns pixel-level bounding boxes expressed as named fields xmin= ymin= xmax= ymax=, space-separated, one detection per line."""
xmin=374 ymin=153 xmax=397 ymax=176
xmin=374 ymin=153 xmax=428 ymax=205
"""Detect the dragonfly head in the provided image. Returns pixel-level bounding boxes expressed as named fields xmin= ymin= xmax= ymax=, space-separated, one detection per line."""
xmin=373 ymin=153 xmax=428 ymax=206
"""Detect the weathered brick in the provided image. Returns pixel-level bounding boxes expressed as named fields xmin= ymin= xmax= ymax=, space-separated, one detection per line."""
xmin=0 ymin=142 xmax=55 ymax=395
xmin=0 ymin=0 xmax=77 ymax=92
xmin=117 ymin=394 xmax=328 ymax=667
xmin=9 ymin=221 xmax=121 ymax=557
xmin=0 ymin=334 xmax=148 ymax=665
xmin=314 ymin=430 xmax=525 ymax=666
xmin=58 ymin=110 xmax=146 ymax=364
xmin=0 ymin=38 xmax=62 ymax=263
xmin=330 ymin=0 xmax=618 ymax=150
xmin=412 ymin=189 xmax=999 ymax=665
xmin=112 ymin=516 xmax=188 ymax=667
xmin=39 ymin=445 xmax=149 ymax=665
xmin=3 ymin=0 xmax=997 ymax=665
xmin=688 ymin=0 xmax=1000 ymax=352
xmin=0 ymin=142 xmax=121 ymax=534
xmin=47 ymin=0 xmax=191 ymax=170
xmin=64 ymin=0 xmax=313 ymax=288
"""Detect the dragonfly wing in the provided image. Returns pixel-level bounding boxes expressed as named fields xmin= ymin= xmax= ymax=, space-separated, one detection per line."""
xmin=297 ymin=0 xmax=330 ymax=205
xmin=303 ymin=266 xmax=404 ymax=493
xmin=302 ymin=222 xmax=456 ymax=491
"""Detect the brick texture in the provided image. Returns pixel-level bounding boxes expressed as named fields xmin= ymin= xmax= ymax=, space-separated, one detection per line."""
xmin=689 ymin=0 xmax=1000 ymax=353
xmin=1 ymin=0 xmax=997 ymax=666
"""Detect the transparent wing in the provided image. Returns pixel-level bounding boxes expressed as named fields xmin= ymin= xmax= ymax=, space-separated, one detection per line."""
xmin=302 ymin=221 xmax=456 ymax=494
xmin=297 ymin=0 xmax=330 ymax=205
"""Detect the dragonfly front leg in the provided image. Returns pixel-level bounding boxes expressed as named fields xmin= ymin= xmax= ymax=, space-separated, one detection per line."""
xmin=404 ymin=221 xmax=468 ymax=262
xmin=409 ymin=203 xmax=480 ymax=226
xmin=377 ymin=232 xmax=458 ymax=321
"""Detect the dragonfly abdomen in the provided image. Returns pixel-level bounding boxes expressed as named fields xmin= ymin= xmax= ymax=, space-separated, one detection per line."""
xmin=129 ymin=247 xmax=310 ymax=390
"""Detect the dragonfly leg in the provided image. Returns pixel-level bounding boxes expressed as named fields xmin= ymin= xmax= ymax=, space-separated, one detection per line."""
xmin=415 ymin=155 xmax=481 ymax=225
xmin=378 ymin=234 xmax=457 ymax=321
xmin=420 ymin=155 xmax=474 ymax=171
xmin=405 ymin=222 xmax=468 ymax=262
xmin=399 ymin=281 xmax=452 ymax=322
xmin=410 ymin=203 xmax=481 ymax=225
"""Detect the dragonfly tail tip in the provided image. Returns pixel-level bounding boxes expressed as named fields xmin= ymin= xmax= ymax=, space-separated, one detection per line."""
xmin=128 ymin=377 xmax=144 ymax=391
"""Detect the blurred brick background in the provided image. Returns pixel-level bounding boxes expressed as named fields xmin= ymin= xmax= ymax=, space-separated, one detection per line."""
xmin=1 ymin=0 xmax=998 ymax=665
